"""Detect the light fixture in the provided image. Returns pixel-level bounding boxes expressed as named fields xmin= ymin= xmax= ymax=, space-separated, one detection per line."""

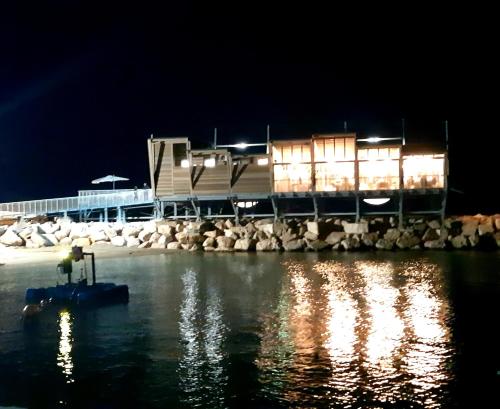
xmin=357 ymin=136 xmax=402 ymax=143
xmin=204 ymin=158 xmax=216 ymax=167
xmin=180 ymin=159 xmax=190 ymax=168
xmin=363 ymin=198 xmax=391 ymax=205
xmin=257 ymin=158 xmax=269 ymax=166
xmin=234 ymin=143 xmax=248 ymax=149
xmin=236 ymin=201 xmax=258 ymax=208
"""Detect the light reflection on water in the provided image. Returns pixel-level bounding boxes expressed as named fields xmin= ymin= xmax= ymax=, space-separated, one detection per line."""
xmin=57 ymin=310 xmax=74 ymax=384
xmin=178 ymin=269 xmax=228 ymax=408
xmin=256 ymin=259 xmax=454 ymax=408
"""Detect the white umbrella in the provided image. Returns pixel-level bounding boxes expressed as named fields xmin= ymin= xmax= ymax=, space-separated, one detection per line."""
xmin=91 ymin=175 xmax=129 ymax=190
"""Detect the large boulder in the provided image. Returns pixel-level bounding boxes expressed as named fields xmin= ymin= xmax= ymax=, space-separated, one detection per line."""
xmin=306 ymin=221 xmax=339 ymax=238
xmin=158 ymin=235 xmax=174 ymax=246
xmin=422 ymin=228 xmax=439 ymax=241
xmin=90 ymin=230 xmax=108 ymax=243
xmin=384 ymin=228 xmax=401 ymax=242
xmin=343 ymin=223 xmax=369 ymax=235
xmin=305 ymin=239 xmax=329 ymax=251
xmin=72 ymin=237 xmax=92 ymax=247
xmin=18 ymin=227 xmax=33 ymax=241
xmin=234 ymin=238 xmax=256 ymax=251
xmin=245 ymin=222 xmax=257 ymax=235
xmin=141 ymin=222 xmax=157 ymax=235
xmin=104 ymin=227 xmax=118 ymax=239
xmin=55 ymin=226 xmax=71 ymax=241
xmin=138 ymin=241 xmax=152 ymax=248
xmin=126 ymin=237 xmax=141 ymax=247
xmin=478 ymin=222 xmax=494 ymax=236
xmin=427 ymin=220 xmax=441 ymax=230
xmin=40 ymin=222 xmax=60 ymax=234
xmin=280 ymin=231 xmax=298 ymax=244
xmin=167 ymin=242 xmax=183 ymax=250
xmin=451 ymin=235 xmax=467 ymax=249
xmin=216 ymin=236 xmax=235 ymax=250
xmin=375 ymin=238 xmax=394 ymax=250
xmin=461 ymin=219 xmax=478 ymax=236
xmin=0 ymin=229 xmax=24 ymax=246
xmin=340 ymin=236 xmax=360 ymax=250
xmin=256 ymin=239 xmax=273 ymax=251
xmin=204 ymin=230 xmax=222 ymax=239
xmin=59 ymin=237 xmax=72 ymax=246
xmin=361 ymin=232 xmax=378 ymax=247
xmin=31 ymin=231 xmax=54 ymax=247
xmin=324 ymin=231 xmax=346 ymax=246
xmin=138 ymin=230 xmax=153 ymax=242
xmin=111 ymin=236 xmax=126 ymax=247
xmin=494 ymin=217 xmax=500 ymax=231
xmin=148 ymin=232 xmax=161 ymax=243
xmin=69 ymin=224 xmax=89 ymax=239
xmin=283 ymin=239 xmax=304 ymax=251
xmin=151 ymin=242 xmax=167 ymax=249
xmin=202 ymin=237 xmax=215 ymax=248
xmin=396 ymin=233 xmax=421 ymax=249
xmin=157 ymin=224 xmax=174 ymax=236
xmin=303 ymin=231 xmax=318 ymax=241
xmin=122 ymin=225 xmax=141 ymax=238
xmin=424 ymin=239 xmax=446 ymax=249
xmin=175 ymin=231 xmax=188 ymax=244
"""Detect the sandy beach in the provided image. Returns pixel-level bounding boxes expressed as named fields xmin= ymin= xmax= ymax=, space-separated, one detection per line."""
xmin=0 ymin=244 xmax=170 ymax=266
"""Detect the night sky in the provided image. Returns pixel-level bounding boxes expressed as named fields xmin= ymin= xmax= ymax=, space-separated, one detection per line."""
xmin=0 ymin=2 xmax=495 ymax=213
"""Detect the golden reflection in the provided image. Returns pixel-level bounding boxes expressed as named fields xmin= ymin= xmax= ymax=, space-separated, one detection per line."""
xmin=402 ymin=262 xmax=452 ymax=408
xmin=57 ymin=310 xmax=74 ymax=383
xmin=254 ymin=259 xmax=454 ymax=408
xmin=315 ymin=261 xmax=360 ymax=407
xmin=357 ymin=261 xmax=404 ymax=404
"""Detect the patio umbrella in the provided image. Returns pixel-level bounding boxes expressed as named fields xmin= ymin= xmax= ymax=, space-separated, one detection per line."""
xmin=91 ymin=175 xmax=129 ymax=190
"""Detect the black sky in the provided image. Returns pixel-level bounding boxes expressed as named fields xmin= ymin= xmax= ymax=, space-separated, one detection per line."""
xmin=0 ymin=2 xmax=496 ymax=213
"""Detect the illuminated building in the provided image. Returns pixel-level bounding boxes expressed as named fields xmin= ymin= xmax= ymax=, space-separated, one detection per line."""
xmin=148 ymin=131 xmax=448 ymax=224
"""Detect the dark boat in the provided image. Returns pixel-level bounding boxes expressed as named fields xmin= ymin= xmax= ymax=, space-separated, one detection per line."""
xmin=25 ymin=246 xmax=129 ymax=308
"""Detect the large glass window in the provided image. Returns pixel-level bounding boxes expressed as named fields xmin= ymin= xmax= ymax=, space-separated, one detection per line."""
xmin=273 ymin=142 xmax=312 ymax=192
xmin=313 ymin=137 xmax=355 ymax=191
xmin=403 ymin=154 xmax=445 ymax=189
xmin=358 ymin=147 xmax=400 ymax=190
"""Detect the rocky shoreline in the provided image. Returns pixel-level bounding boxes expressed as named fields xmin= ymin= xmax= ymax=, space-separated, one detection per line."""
xmin=1 ymin=214 xmax=500 ymax=253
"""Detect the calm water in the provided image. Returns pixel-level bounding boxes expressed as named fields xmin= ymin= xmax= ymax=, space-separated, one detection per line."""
xmin=1 ymin=251 xmax=499 ymax=408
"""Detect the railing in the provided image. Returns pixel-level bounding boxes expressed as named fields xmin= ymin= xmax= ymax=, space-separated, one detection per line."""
xmin=0 ymin=189 xmax=153 ymax=217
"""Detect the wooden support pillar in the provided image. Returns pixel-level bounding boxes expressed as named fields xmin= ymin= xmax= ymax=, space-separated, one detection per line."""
xmin=160 ymin=201 xmax=165 ymax=218
xmin=173 ymin=202 xmax=178 ymax=218
xmin=104 ymin=207 xmax=108 ymax=223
